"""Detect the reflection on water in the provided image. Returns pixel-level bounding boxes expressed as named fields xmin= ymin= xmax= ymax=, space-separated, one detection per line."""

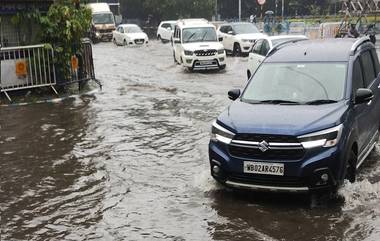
xmin=1 ymin=41 xmax=380 ymax=240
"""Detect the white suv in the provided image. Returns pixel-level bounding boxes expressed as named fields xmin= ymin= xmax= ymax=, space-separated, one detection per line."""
xmin=172 ymin=19 xmax=226 ymax=71
xmin=157 ymin=21 xmax=176 ymax=42
xmin=217 ymin=22 xmax=266 ymax=56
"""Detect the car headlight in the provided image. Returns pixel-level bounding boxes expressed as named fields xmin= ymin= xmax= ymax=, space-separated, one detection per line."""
xmin=184 ymin=50 xmax=193 ymax=56
xmin=298 ymin=124 xmax=343 ymax=149
xmin=211 ymin=121 xmax=235 ymax=144
xmin=218 ymin=49 xmax=225 ymax=54
xmin=95 ymin=32 xmax=100 ymax=37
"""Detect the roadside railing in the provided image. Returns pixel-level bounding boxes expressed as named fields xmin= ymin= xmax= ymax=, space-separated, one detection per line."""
xmin=0 ymin=40 xmax=99 ymax=102
xmin=61 ymin=40 xmax=97 ymax=88
xmin=0 ymin=44 xmax=57 ymax=101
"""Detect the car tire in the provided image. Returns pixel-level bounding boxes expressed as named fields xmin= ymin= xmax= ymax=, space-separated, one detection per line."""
xmin=247 ymin=70 xmax=251 ymax=79
xmin=157 ymin=35 xmax=161 ymax=41
xmin=113 ymin=38 xmax=117 ymax=45
xmin=123 ymin=39 xmax=127 ymax=46
xmin=187 ymin=67 xmax=193 ymax=72
xmin=233 ymin=43 xmax=242 ymax=57
xmin=173 ymin=52 xmax=178 ymax=64
xmin=219 ymin=65 xmax=226 ymax=70
xmin=345 ymin=149 xmax=357 ymax=183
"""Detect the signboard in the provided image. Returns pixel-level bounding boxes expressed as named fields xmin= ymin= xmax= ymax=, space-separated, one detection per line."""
xmin=258 ymin=0 xmax=266 ymax=5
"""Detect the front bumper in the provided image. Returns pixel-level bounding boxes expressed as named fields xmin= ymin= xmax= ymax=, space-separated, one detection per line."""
xmin=240 ymin=41 xmax=255 ymax=53
xmin=128 ymin=39 xmax=149 ymax=46
xmin=182 ymin=53 xmax=226 ymax=70
xmin=209 ymin=140 xmax=343 ymax=193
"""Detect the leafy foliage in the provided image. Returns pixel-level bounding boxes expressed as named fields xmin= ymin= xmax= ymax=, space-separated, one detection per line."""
xmin=38 ymin=0 xmax=92 ymax=81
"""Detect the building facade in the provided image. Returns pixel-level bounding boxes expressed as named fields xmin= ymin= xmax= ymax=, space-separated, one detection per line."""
xmin=0 ymin=0 xmax=54 ymax=47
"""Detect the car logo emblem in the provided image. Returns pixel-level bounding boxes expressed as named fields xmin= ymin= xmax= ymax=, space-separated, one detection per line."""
xmin=258 ymin=141 xmax=269 ymax=152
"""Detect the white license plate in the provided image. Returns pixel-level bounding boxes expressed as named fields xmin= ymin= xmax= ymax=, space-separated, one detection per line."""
xmin=200 ymin=60 xmax=214 ymax=65
xmin=244 ymin=162 xmax=284 ymax=176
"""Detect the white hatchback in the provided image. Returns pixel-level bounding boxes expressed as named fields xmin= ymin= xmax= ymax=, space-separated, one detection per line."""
xmin=247 ymin=35 xmax=308 ymax=79
xmin=112 ymin=24 xmax=149 ymax=46
xmin=157 ymin=21 xmax=176 ymax=42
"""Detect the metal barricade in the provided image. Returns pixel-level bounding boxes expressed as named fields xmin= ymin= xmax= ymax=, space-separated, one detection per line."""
xmin=67 ymin=40 xmax=96 ymax=86
xmin=0 ymin=44 xmax=57 ymax=101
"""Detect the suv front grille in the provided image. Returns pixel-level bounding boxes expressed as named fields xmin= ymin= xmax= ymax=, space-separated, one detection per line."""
xmin=229 ymin=145 xmax=305 ymax=160
xmin=194 ymin=49 xmax=217 ymax=56
xmin=229 ymin=134 xmax=305 ymax=160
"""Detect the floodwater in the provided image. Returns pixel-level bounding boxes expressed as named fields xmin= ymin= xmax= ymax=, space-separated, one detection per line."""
xmin=1 ymin=41 xmax=380 ymax=241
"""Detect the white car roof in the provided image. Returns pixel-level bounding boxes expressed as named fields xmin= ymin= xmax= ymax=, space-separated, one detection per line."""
xmin=160 ymin=21 xmax=176 ymax=24
xmin=176 ymin=19 xmax=213 ymax=29
xmin=118 ymin=24 xmax=140 ymax=28
xmin=258 ymin=35 xmax=307 ymax=42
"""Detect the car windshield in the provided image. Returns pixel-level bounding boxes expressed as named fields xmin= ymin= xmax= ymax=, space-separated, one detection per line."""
xmin=125 ymin=26 xmax=142 ymax=33
xmin=242 ymin=63 xmax=347 ymax=104
xmin=272 ymin=38 xmax=305 ymax=46
xmin=182 ymin=27 xmax=217 ymax=43
xmin=233 ymin=23 xmax=260 ymax=34
xmin=93 ymin=13 xmax=114 ymax=25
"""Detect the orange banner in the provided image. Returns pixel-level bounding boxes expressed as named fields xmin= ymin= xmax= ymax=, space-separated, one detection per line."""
xmin=15 ymin=60 xmax=27 ymax=77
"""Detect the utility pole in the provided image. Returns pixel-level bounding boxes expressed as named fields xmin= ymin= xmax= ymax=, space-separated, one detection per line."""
xmin=282 ymin=0 xmax=285 ymax=19
xmin=239 ymin=0 xmax=241 ymax=21
xmin=215 ymin=0 xmax=218 ymax=21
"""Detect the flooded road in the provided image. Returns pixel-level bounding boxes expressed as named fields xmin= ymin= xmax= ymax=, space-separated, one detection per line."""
xmin=1 ymin=41 xmax=380 ymax=240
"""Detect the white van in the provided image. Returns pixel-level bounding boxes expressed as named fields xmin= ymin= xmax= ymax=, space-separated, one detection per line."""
xmin=172 ymin=19 xmax=226 ymax=71
xmin=88 ymin=3 xmax=116 ymax=42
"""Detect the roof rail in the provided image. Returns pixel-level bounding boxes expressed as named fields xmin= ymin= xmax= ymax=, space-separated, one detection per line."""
xmin=350 ymin=36 xmax=371 ymax=55
xmin=266 ymin=38 xmax=308 ymax=57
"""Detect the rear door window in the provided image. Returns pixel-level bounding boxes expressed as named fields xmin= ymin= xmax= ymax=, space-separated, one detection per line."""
xmin=260 ymin=40 xmax=270 ymax=56
xmin=360 ymin=51 xmax=376 ymax=87
xmin=353 ymin=58 xmax=364 ymax=93
xmin=252 ymin=40 xmax=263 ymax=55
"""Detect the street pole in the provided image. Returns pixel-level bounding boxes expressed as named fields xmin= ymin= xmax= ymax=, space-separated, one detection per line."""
xmin=239 ymin=0 xmax=241 ymax=22
xmin=282 ymin=0 xmax=285 ymax=19
xmin=215 ymin=0 xmax=218 ymax=21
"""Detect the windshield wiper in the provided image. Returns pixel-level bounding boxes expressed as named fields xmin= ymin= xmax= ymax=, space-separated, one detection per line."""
xmin=258 ymin=100 xmax=301 ymax=105
xmin=304 ymin=99 xmax=338 ymax=105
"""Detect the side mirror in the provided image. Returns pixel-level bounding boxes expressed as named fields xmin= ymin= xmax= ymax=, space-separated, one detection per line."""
xmin=227 ymin=31 xmax=235 ymax=35
xmin=355 ymin=88 xmax=374 ymax=104
xmin=174 ymin=39 xmax=181 ymax=44
xmin=228 ymin=89 xmax=241 ymax=101
xmin=218 ymin=37 xmax=223 ymax=42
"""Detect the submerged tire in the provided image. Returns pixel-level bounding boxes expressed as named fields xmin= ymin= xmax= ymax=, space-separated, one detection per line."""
xmin=233 ymin=43 xmax=242 ymax=56
xmin=345 ymin=149 xmax=357 ymax=183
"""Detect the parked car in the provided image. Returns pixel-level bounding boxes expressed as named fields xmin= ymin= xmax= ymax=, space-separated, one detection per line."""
xmin=172 ymin=19 xmax=226 ymax=71
xmin=157 ymin=20 xmax=176 ymax=43
xmin=247 ymin=35 xmax=308 ymax=79
xmin=112 ymin=24 xmax=149 ymax=46
xmin=209 ymin=37 xmax=380 ymax=193
xmin=289 ymin=21 xmax=307 ymax=35
xmin=217 ymin=22 xmax=266 ymax=56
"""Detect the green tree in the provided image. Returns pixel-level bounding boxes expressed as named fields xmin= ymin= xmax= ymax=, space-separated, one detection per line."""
xmin=38 ymin=0 xmax=92 ymax=81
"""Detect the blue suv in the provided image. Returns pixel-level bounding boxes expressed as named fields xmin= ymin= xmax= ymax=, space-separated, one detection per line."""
xmin=209 ymin=37 xmax=380 ymax=193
